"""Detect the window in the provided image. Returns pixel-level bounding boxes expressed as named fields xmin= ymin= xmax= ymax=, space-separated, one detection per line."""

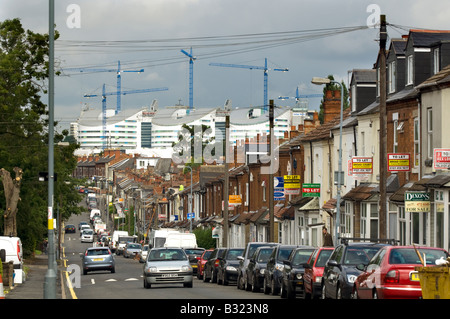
xmin=393 ymin=119 xmax=398 ymax=153
xmin=414 ymin=118 xmax=419 ymax=167
xmin=434 ymin=48 xmax=440 ymax=74
xmin=389 ymin=61 xmax=396 ymax=93
xmin=427 ymin=108 xmax=433 ymax=158
xmin=407 ymin=55 xmax=414 ymax=85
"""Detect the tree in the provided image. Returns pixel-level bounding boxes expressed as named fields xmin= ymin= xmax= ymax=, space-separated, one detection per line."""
xmin=0 ymin=167 xmax=22 ymax=236
xmin=318 ymin=75 xmax=349 ymax=124
xmin=0 ymin=19 xmax=81 ymax=255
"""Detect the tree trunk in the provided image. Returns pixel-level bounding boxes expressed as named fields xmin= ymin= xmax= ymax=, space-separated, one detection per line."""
xmin=1 ymin=167 xmax=22 ymax=237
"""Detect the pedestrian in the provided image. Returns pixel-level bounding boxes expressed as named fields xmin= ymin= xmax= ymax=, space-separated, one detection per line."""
xmin=43 ymin=238 xmax=48 ymax=254
xmin=322 ymin=227 xmax=333 ymax=247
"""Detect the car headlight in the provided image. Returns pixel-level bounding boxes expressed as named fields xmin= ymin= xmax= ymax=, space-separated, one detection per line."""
xmin=296 ymin=273 xmax=303 ymax=280
xmin=146 ymin=266 xmax=157 ymax=273
xmin=226 ymin=266 xmax=237 ymax=271
xmin=182 ymin=265 xmax=192 ymax=272
xmin=315 ymin=276 xmax=322 ymax=283
xmin=347 ymin=275 xmax=357 ymax=283
xmin=260 ymin=269 xmax=265 ymax=275
xmin=275 ymin=263 xmax=284 ymax=271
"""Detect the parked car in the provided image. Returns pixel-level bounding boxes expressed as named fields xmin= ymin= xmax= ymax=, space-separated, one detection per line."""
xmin=217 ymin=247 xmax=244 ymax=285
xmin=246 ymin=246 xmax=275 ymax=292
xmin=143 ymin=247 xmax=193 ymax=288
xmin=183 ymin=248 xmax=205 ymax=275
xmin=197 ymin=249 xmax=213 ymax=280
xmin=81 ymin=247 xmax=115 ymax=275
xmin=321 ymin=241 xmax=389 ymax=299
xmin=353 ymin=245 xmax=449 ymax=299
xmin=237 ymin=242 xmax=278 ymax=290
xmin=123 ymin=242 xmax=142 ymax=258
xmin=139 ymin=244 xmax=150 ymax=263
xmin=263 ymin=244 xmax=298 ymax=295
xmin=203 ymin=248 xmax=226 ymax=283
xmin=64 ymin=224 xmax=76 ymax=233
xmin=81 ymin=229 xmax=94 ymax=243
xmin=280 ymin=246 xmax=315 ymax=298
xmin=303 ymin=247 xmax=334 ymax=299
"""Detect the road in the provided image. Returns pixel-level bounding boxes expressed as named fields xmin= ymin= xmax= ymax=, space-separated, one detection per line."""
xmin=61 ymin=196 xmax=283 ymax=300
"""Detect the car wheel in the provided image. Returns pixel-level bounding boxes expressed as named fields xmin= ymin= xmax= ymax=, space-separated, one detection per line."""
xmin=245 ymin=275 xmax=252 ymax=291
xmin=373 ymin=290 xmax=378 ymax=299
xmin=263 ymin=276 xmax=270 ymax=294
xmin=203 ymin=269 xmax=209 ymax=282
xmin=111 ymin=267 xmax=115 ymax=274
xmin=211 ymin=270 xmax=217 ymax=283
xmin=252 ymin=275 xmax=259 ymax=292
xmin=321 ymin=282 xmax=328 ymax=299
xmin=184 ymin=281 xmax=193 ymax=288
xmin=280 ymin=281 xmax=287 ymax=298
xmin=336 ymin=286 xmax=342 ymax=299
xmin=143 ymin=278 xmax=151 ymax=289
xmin=271 ymin=278 xmax=279 ymax=295
xmin=237 ymin=273 xmax=243 ymax=290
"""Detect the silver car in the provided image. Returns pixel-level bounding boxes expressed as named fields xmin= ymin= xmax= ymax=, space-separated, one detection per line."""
xmin=81 ymin=229 xmax=94 ymax=243
xmin=81 ymin=247 xmax=115 ymax=275
xmin=123 ymin=242 xmax=142 ymax=258
xmin=143 ymin=247 xmax=193 ymax=288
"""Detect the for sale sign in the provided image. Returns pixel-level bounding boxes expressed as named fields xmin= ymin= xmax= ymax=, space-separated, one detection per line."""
xmin=405 ymin=191 xmax=430 ymax=212
xmin=388 ymin=153 xmax=411 ymax=172
xmin=351 ymin=157 xmax=373 ymax=174
xmin=434 ymin=149 xmax=450 ymax=169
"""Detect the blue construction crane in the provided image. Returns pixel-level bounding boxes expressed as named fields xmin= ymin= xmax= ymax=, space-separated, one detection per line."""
xmin=84 ymin=84 xmax=168 ymax=149
xmin=209 ymin=58 xmax=288 ymax=112
xmin=63 ymin=60 xmax=144 ymax=114
xmin=181 ymin=48 xmax=196 ymax=112
xmin=278 ymin=87 xmax=323 ymax=101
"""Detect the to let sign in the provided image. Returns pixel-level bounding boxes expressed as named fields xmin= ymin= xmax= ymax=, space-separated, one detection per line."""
xmin=352 ymin=157 xmax=373 ymax=174
xmin=434 ymin=149 xmax=450 ymax=169
xmin=284 ymin=175 xmax=300 ymax=195
xmin=388 ymin=153 xmax=411 ymax=172
xmin=302 ymin=183 xmax=320 ymax=197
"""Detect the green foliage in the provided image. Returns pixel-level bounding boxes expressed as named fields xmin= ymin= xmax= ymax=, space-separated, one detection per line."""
xmin=193 ymin=227 xmax=216 ymax=249
xmin=318 ymin=75 xmax=350 ymax=124
xmin=0 ymin=19 xmax=80 ymax=256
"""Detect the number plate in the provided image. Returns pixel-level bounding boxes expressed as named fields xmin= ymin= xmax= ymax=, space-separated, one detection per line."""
xmin=162 ymin=273 xmax=178 ymax=278
xmin=410 ymin=272 xmax=419 ymax=281
xmin=93 ymin=258 xmax=104 ymax=261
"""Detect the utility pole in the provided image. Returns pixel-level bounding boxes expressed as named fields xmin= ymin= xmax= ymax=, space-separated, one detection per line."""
xmin=269 ymin=100 xmax=275 ymax=242
xmin=223 ymin=114 xmax=230 ymax=247
xmin=379 ymin=14 xmax=388 ymax=239
xmin=44 ymin=0 xmax=56 ymax=299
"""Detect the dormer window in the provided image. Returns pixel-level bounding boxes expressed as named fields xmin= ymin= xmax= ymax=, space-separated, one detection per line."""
xmin=433 ymin=48 xmax=440 ymax=74
xmin=407 ymin=55 xmax=414 ymax=85
xmin=389 ymin=61 xmax=396 ymax=93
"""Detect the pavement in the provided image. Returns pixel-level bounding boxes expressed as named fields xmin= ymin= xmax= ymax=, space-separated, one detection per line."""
xmin=4 ymin=253 xmax=64 ymax=300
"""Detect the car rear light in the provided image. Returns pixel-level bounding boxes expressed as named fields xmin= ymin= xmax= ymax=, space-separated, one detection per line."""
xmin=214 ymin=259 xmax=220 ymax=267
xmin=385 ymin=270 xmax=399 ymax=284
xmin=17 ymin=241 xmax=21 ymax=262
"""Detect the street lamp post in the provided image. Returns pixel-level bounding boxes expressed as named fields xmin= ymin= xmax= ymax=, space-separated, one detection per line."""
xmin=311 ymin=77 xmax=344 ymax=245
xmin=179 ymin=165 xmax=193 ymax=232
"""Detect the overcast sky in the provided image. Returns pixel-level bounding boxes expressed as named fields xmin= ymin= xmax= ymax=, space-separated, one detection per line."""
xmin=2 ymin=0 xmax=450 ymax=132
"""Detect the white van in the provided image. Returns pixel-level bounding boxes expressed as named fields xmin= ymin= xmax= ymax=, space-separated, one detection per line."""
xmin=164 ymin=233 xmax=197 ymax=249
xmin=90 ymin=208 xmax=101 ymax=220
xmin=0 ymin=236 xmax=24 ymax=283
xmin=110 ymin=230 xmax=128 ymax=253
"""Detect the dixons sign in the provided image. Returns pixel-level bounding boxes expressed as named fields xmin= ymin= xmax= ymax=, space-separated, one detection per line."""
xmin=405 ymin=191 xmax=430 ymax=212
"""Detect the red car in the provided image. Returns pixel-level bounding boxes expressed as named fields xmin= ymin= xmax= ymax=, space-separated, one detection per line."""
xmin=197 ymin=249 xmax=213 ymax=280
xmin=303 ymin=247 xmax=334 ymax=299
xmin=353 ymin=245 xmax=449 ymax=299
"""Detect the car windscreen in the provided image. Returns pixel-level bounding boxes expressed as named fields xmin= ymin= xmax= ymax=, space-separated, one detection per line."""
xmin=128 ymin=244 xmax=141 ymax=249
xmin=277 ymin=247 xmax=295 ymax=261
xmin=86 ymin=249 xmax=109 ymax=256
xmin=256 ymin=248 xmax=274 ymax=263
xmin=389 ymin=248 xmax=448 ymax=265
xmin=291 ymin=249 xmax=315 ymax=266
xmin=343 ymin=247 xmax=382 ymax=265
xmin=315 ymin=249 xmax=333 ymax=267
xmin=148 ymin=249 xmax=187 ymax=261
xmin=83 ymin=230 xmax=93 ymax=235
xmin=226 ymin=249 xmax=244 ymax=260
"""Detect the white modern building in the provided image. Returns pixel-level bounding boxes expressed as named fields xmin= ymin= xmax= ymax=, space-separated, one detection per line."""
xmin=74 ymin=102 xmax=307 ymax=155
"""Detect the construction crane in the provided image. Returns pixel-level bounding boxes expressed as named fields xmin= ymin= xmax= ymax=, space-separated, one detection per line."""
xmin=84 ymin=84 xmax=169 ymax=149
xmin=181 ymin=48 xmax=196 ymax=112
xmin=63 ymin=60 xmax=144 ymax=114
xmin=209 ymin=58 xmax=288 ymax=113
xmin=278 ymin=87 xmax=323 ymax=101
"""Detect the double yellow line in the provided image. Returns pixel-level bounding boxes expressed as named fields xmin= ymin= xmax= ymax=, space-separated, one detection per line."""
xmin=61 ymin=227 xmax=78 ymax=299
